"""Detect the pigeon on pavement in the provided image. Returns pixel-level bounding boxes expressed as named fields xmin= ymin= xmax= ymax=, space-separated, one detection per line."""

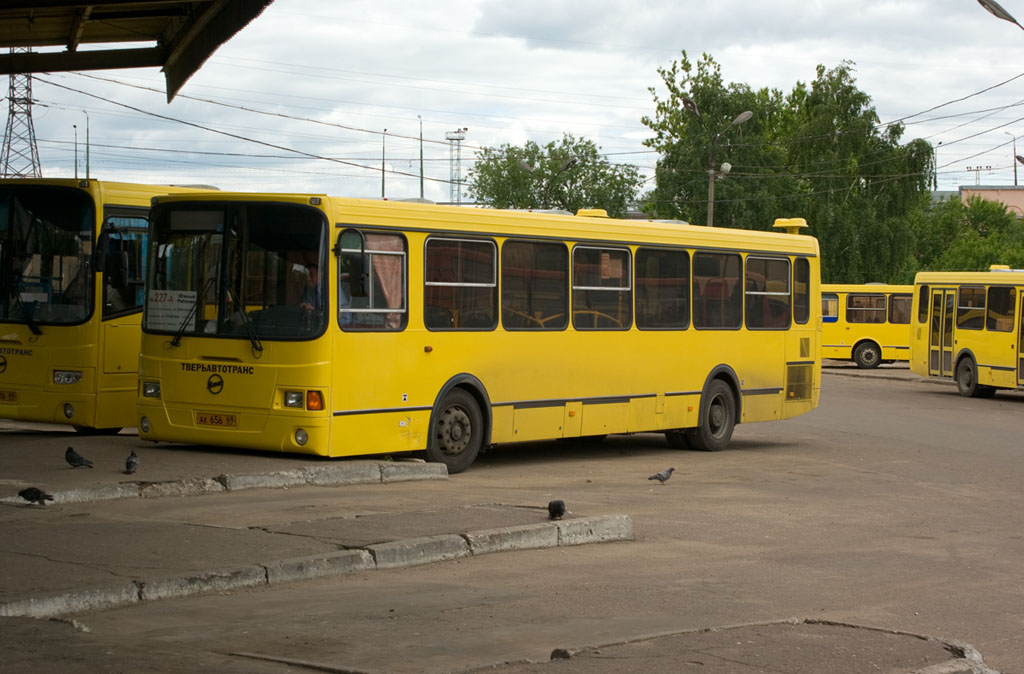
xmin=19 ymin=487 xmax=54 ymax=505
xmin=648 ymin=467 xmax=675 ymax=484
xmin=65 ymin=446 xmax=93 ymax=468
xmin=547 ymin=499 xmax=566 ymax=520
xmin=125 ymin=450 xmax=139 ymax=475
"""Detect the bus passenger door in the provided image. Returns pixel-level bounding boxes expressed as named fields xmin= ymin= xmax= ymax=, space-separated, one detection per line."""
xmin=1018 ymin=292 xmax=1024 ymax=387
xmin=929 ymin=289 xmax=955 ymax=377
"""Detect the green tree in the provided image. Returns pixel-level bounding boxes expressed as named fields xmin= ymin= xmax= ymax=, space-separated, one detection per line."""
xmin=468 ymin=134 xmax=643 ymax=218
xmin=908 ymin=196 xmax=1024 ymax=276
xmin=642 ymin=52 xmax=933 ymax=283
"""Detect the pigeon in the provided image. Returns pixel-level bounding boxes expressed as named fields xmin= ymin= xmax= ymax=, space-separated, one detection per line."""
xmin=648 ymin=467 xmax=675 ymax=484
xmin=65 ymin=446 xmax=93 ymax=469
xmin=18 ymin=487 xmax=54 ymax=505
xmin=124 ymin=450 xmax=139 ymax=475
xmin=547 ymin=499 xmax=566 ymax=520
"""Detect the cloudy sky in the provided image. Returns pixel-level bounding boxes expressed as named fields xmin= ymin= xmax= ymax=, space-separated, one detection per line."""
xmin=18 ymin=0 xmax=1024 ymax=210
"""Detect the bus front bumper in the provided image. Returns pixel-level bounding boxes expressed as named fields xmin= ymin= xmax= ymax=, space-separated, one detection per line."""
xmin=137 ymin=400 xmax=331 ymax=455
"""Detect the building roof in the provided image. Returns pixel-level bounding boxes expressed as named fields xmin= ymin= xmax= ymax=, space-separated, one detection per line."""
xmin=0 ymin=1 xmax=273 ymax=101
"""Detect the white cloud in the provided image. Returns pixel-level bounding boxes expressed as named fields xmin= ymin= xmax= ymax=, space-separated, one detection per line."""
xmin=19 ymin=0 xmax=1024 ymax=197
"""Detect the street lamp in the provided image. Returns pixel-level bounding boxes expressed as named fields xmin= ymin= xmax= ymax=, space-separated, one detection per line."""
xmin=381 ymin=128 xmax=387 ymax=199
xmin=73 ymin=124 xmax=78 ymax=179
xmin=418 ymin=116 xmax=424 ymax=199
xmin=978 ymin=0 xmax=1024 ymax=30
xmin=683 ymin=97 xmax=752 ymax=226
xmin=1006 ymin=131 xmax=1018 ymax=185
xmin=519 ymin=156 xmax=578 ymax=209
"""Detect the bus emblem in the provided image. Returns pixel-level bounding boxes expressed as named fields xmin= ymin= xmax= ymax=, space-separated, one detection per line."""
xmin=207 ymin=374 xmax=224 ymax=395
xmin=0 ymin=355 xmax=6 ymax=374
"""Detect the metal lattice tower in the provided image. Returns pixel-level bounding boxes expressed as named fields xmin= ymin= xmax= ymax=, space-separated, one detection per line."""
xmin=2 ymin=47 xmax=42 ymax=178
xmin=445 ymin=128 xmax=467 ymax=205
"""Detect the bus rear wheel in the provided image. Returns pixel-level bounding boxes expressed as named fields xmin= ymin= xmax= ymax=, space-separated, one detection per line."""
xmin=427 ymin=388 xmax=483 ymax=474
xmin=685 ymin=379 xmax=735 ymax=451
xmin=956 ymin=357 xmax=996 ymax=398
xmin=853 ymin=341 xmax=881 ymax=369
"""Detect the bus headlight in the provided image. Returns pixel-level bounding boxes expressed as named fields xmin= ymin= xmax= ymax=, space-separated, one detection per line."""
xmin=284 ymin=391 xmax=304 ymax=408
xmin=53 ymin=370 xmax=82 ymax=385
xmin=142 ymin=381 xmax=161 ymax=398
xmin=295 ymin=428 xmax=308 ymax=446
xmin=63 ymin=403 xmax=75 ymax=419
xmin=140 ymin=416 xmax=151 ymax=433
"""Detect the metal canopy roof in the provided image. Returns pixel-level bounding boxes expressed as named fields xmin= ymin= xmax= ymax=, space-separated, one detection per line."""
xmin=0 ymin=1 xmax=274 ymax=101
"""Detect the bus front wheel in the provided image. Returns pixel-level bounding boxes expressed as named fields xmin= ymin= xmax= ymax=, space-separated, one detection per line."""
xmin=685 ymin=379 xmax=735 ymax=451
xmin=956 ymin=357 xmax=996 ymax=398
xmin=427 ymin=388 xmax=483 ymax=474
xmin=853 ymin=341 xmax=881 ymax=369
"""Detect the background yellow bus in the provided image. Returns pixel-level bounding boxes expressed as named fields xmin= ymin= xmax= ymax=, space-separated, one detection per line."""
xmin=0 ymin=179 xmax=207 ymax=433
xmin=910 ymin=270 xmax=1024 ymax=397
xmin=821 ymin=283 xmax=913 ymax=368
xmin=136 ymin=194 xmax=821 ymax=472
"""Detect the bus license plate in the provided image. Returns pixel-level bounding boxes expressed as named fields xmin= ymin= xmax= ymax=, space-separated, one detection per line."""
xmin=196 ymin=411 xmax=238 ymax=428
xmin=0 ymin=390 xmax=17 ymax=403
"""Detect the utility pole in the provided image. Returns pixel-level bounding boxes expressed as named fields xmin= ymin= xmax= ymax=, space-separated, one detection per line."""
xmin=381 ymin=128 xmax=387 ymax=199
xmin=1 ymin=47 xmax=42 ymax=178
xmin=418 ymin=115 xmax=424 ymax=199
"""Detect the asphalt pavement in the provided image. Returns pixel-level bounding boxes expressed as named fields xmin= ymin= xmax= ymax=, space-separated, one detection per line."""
xmin=0 ymin=373 xmax=1000 ymax=674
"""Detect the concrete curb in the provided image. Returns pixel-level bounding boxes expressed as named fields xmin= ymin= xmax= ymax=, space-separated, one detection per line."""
xmin=822 ymin=368 xmax=953 ymax=387
xmin=0 ymin=514 xmax=633 ymax=619
xmin=0 ymin=460 xmax=447 ymax=507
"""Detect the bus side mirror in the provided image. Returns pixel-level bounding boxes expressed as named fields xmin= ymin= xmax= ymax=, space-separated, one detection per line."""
xmin=94 ymin=229 xmax=110 ymax=271
xmin=335 ymin=228 xmax=369 ymax=298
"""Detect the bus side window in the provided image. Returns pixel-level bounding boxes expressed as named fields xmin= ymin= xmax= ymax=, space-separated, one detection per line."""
xmin=917 ymin=285 xmax=930 ymax=323
xmin=339 ymin=232 xmax=407 ymax=332
xmin=888 ymin=294 xmax=912 ymax=324
xmin=635 ymin=247 xmax=688 ymax=330
xmin=986 ymin=286 xmax=1016 ymax=332
xmin=847 ymin=293 xmax=885 ymax=324
xmin=693 ymin=252 xmax=741 ymax=329
xmin=956 ymin=285 xmax=985 ymax=330
xmin=424 ymin=237 xmax=497 ymax=331
xmin=571 ymin=246 xmax=631 ymax=330
xmin=745 ymin=256 xmax=790 ymax=330
xmin=501 ymin=240 xmax=568 ymax=330
xmin=793 ymin=258 xmax=810 ymax=324
xmin=822 ymin=293 xmax=839 ymax=323
xmin=102 ymin=215 xmax=149 ymax=319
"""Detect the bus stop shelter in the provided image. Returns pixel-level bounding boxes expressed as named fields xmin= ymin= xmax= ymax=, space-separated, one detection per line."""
xmin=0 ymin=1 xmax=274 ymax=101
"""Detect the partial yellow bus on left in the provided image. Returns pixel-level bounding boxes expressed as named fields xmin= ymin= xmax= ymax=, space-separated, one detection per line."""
xmin=0 ymin=179 xmax=212 ymax=433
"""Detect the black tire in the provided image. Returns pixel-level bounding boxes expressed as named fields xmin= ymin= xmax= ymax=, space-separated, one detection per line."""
xmin=685 ymin=379 xmax=736 ymax=451
xmin=955 ymin=357 xmax=995 ymax=398
xmin=664 ymin=429 xmax=691 ymax=449
xmin=853 ymin=341 xmax=881 ymax=369
xmin=427 ymin=388 xmax=483 ymax=474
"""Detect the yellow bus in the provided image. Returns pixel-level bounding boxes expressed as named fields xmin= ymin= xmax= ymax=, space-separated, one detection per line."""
xmin=821 ymin=283 xmax=913 ymax=368
xmin=0 ymin=179 xmax=208 ymax=433
xmin=910 ymin=269 xmax=1024 ymax=397
xmin=136 ymin=194 xmax=821 ymax=472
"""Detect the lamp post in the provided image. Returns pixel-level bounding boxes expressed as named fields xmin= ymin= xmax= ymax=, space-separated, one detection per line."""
xmin=683 ymin=98 xmax=752 ymax=226
xmin=1006 ymin=131 xmax=1019 ymax=186
xmin=978 ymin=0 xmax=1024 ymax=30
xmin=519 ymin=156 xmax=578 ymax=209
xmin=73 ymin=124 xmax=78 ymax=179
xmin=418 ymin=116 xmax=424 ymax=199
xmin=83 ymin=110 xmax=90 ymax=179
xmin=381 ymin=128 xmax=387 ymax=199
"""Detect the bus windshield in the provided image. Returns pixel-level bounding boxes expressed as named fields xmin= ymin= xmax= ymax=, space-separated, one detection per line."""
xmin=0 ymin=185 xmax=95 ymax=326
xmin=145 ymin=201 xmax=327 ymax=340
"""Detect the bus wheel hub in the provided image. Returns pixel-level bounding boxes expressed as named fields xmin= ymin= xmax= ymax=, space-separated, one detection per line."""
xmin=438 ymin=407 xmax=471 ymax=455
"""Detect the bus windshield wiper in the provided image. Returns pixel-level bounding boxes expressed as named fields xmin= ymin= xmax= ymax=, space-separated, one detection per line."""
xmin=6 ymin=283 xmax=42 ymax=335
xmin=228 ymin=286 xmax=263 ymax=354
xmin=170 ymin=278 xmax=214 ymax=347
